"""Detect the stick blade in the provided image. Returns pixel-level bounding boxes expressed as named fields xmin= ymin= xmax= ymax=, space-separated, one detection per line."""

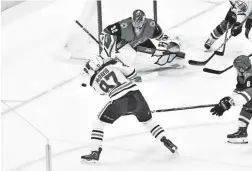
xmin=188 ymin=60 xmax=208 ymax=66
xmin=214 ymin=51 xmax=224 ymax=56
xmin=203 ymin=65 xmax=233 ymax=74
xmin=203 ymin=68 xmax=223 ymax=74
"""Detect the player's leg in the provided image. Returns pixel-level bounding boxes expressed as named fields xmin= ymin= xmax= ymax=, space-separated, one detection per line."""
xmin=227 ymin=100 xmax=252 ymax=144
xmin=204 ymin=8 xmax=236 ymax=50
xmin=245 ymin=17 xmax=252 ymax=39
xmin=81 ymin=98 xmax=128 ymax=163
xmin=129 ymin=90 xmax=178 ymax=153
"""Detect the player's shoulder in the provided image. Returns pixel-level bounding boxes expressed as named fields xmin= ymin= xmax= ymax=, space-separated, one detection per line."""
xmin=118 ymin=17 xmax=132 ymax=29
xmin=145 ymin=18 xmax=156 ymax=27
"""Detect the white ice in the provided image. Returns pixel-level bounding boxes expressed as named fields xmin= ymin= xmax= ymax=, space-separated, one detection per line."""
xmin=1 ymin=0 xmax=252 ymax=171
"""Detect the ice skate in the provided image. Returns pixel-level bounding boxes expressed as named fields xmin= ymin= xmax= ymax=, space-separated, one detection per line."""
xmin=204 ymin=37 xmax=216 ymax=50
xmin=81 ymin=147 xmax=102 ymax=164
xmin=227 ymin=127 xmax=248 ymax=144
xmin=161 ymin=136 xmax=178 ymax=153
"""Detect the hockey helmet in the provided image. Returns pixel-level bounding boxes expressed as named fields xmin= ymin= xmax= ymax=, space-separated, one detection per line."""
xmin=83 ymin=55 xmax=104 ymax=75
xmin=233 ymin=55 xmax=251 ymax=73
xmin=132 ymin=9 xmax=146 ymax=29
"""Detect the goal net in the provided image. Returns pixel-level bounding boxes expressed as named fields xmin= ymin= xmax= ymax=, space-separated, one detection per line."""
xmin=65 ymin=0 xmax=157 ymax=61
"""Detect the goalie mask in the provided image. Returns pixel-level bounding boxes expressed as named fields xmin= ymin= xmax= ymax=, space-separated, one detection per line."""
xmin=233 ymin=55 xmax=251 ymax=73
xmin=132 ymin=9 xmax=146 ymax=30
xmin=158 ymin=36 xmax=181 ymax=53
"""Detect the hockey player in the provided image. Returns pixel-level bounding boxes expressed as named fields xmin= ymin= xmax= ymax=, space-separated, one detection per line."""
xmin=80 ymin=55 xmax=178 ymax=164
xmin=210 ymin=55 xmax=252 ymax=144
xmin=204 ymin=0 xmax=252 ymax=50
xmin=101 ymin=9 xmax=185 ymax=68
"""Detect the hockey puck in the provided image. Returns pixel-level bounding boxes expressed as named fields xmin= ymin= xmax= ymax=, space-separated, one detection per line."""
xmin=81 ymin=83 xmax=87 ymax=87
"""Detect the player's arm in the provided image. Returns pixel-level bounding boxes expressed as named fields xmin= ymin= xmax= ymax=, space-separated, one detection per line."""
xmin=245 ymin=13 xmax=252 ymax=38
xmin=103 ymin=22 xmax=128 ymax=51
xmin=113 ymin=62 xmax=137 ymax=80
xmin=103 ymin=22 xmax=122 ymax=42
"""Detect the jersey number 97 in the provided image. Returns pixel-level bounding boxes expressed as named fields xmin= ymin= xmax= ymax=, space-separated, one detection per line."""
xmin=100 ymin=71 xmax=121 ymax=93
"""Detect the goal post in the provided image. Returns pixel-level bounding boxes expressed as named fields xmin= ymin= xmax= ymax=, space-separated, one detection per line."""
xmin=65 ymin=0 xmax=158 ymax=60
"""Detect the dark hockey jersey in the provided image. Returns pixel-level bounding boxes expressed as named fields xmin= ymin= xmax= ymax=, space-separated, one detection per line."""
xmin=103 ymin=17 xmax=163 ymax=49
xmin=232 ymin=67 xmax=252 ymax=105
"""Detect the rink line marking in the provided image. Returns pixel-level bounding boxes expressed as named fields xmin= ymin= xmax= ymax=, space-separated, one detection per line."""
xmin=10 ymin=121 xmax=252 ymax=171
xmin=166 ymin=0 xmax=226 ymax=31
xmin=203 ymin=0 xmax=220 ymax=5
xmin=1 ymin=100 xmax=26 ymax=103
xmin=1 ymin=74 xmax=80 ymax=115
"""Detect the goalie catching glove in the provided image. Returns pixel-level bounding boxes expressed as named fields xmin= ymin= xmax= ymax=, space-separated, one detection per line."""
xmin=210 ymin=97 xmax=234 ymax=116
xmin=157 ymin=36 xmax=181 ymax=53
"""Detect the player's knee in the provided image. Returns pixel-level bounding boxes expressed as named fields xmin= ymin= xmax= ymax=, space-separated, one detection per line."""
xmin=93 ymin=118 xmax=108 ymax=130
xmin=142 ymin=118 xmax=156 ymax=129
xmin=135 ymin=111 xmax=152 ymax=122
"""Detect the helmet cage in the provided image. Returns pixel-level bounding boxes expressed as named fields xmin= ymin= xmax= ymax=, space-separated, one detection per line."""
xmin=132 ymin=10 xmax=146 ymax=29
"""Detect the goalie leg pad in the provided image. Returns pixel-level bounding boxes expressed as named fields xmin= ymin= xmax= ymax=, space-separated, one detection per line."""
xmin=154 ymin=52 xmax=185 ymax=68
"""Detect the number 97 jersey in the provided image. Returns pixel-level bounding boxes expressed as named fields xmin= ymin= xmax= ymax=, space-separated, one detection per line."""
xmin=90 ymin=61 xmax=138 ymax=100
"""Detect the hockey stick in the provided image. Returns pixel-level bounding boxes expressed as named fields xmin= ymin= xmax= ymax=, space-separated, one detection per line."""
xmin=188 ymin=13 xmax=252 ymax=67
xmin=75 ymin=20 xmax=100 ymax=45
xmin=124 ymin=103 xmax=216 ymax=115
xmin=188 ymin=34 xmax=232 ymax=66
xmin=203 ymin=53 xmax=252 ymax=74
xmin=215 ymin=22 xmax=230 ymax=56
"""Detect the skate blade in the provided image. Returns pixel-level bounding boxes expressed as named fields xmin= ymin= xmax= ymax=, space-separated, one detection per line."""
xmin=227 ymin=137 xmax=248 ymax=144
xmin=81 ymin=159 xmax=98 ymax=164
xmin=204 ymin=48 xmax=213 ymax=53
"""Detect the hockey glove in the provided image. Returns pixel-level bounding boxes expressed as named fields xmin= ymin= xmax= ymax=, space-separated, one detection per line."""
xmin=225 ymin=10 xmax=237 ymax=25
xmin=134 ymin=76 xmax=142 ymax=82
xmin=210 ymin=97 xmax=233 ymax=116
xmin=231 ymin=22 xmax=242 ymax=36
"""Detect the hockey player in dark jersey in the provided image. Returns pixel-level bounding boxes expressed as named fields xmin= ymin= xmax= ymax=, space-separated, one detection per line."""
xmin=210 ymin=55 xmax=252 ymax=143
xmin=80 ymin=55 xmax=178 ymax=164
xmin=204 ymin=0 xmax=252 ymax=50
xmin=101 ymin=9 xmax=185 ymax=68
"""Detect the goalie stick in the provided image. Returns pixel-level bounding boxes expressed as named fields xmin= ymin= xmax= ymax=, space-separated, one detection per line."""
xmin=124 ymin=103 xmax=216 ymax=115
xmin=203 ymin=53 xmax=252 ymax=74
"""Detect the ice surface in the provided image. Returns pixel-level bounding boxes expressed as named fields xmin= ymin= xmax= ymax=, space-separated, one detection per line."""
xmin=1 ymin=0 xmax=252 ymax=171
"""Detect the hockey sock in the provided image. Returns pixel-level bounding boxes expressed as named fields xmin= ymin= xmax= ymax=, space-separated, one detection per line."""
xmin=211 ymin=20 xmax=229 ymax=39
xmin=143 ymin=119 xmax=166 ymax=140
xmin=238 ymin=108 xmax=252 ymax=128
xmin=90 ymin=119 xmax=107 ymax=151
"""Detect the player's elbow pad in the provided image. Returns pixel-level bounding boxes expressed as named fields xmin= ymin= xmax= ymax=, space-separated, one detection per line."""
xmin=126 ymin=69 xmax=137 ymax=80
